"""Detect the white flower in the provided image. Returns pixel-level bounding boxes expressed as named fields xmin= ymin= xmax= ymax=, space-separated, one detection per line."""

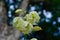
xmin=30 ymin=38 xmax=37 ymax=40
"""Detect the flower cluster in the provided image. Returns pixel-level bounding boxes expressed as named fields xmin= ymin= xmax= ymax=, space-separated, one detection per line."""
xmin=13 ymin=9 xmax=41 ymax=34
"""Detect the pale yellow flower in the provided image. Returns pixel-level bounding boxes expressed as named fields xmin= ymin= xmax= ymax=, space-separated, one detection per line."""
xmin=13 ymin=17 xmax=25 ymax=30
xmin=22 ymin=21 xmax=33 ymax=34
xmin=24 ymin=14 xmax=34 ymax=24
xmin=30 ymin=38 xmax=37 ymax=40
xmin=24 ymin=11 xmax=40 ymax=25
xmin=29 ymin=11 xmax=40 ymax=22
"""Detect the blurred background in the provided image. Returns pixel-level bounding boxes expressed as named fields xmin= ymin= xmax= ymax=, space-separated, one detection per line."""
xmin=0 ymin=0 xmax=60 ymax=40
